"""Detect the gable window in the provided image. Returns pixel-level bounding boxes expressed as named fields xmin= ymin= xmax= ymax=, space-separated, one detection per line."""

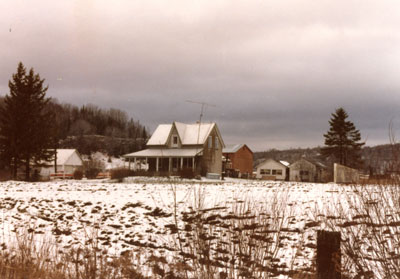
xmin=208 ymin=136 xmax=212 ymax=149
xmin=172 ymin=135 xmax=178 ymax=147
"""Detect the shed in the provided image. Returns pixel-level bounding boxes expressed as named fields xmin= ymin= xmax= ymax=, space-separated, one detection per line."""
xmin=40 ymin=149 xmax=83 ymax=179
xmin=255 ymin=158 xmax=289 ymax=181
xmin=289 ymin=158 xmax=331 ymax=182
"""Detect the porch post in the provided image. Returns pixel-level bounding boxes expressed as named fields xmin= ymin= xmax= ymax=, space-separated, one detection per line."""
xmin=156 ymin=157 xmax=159 ymax=172
xmin=168 ymin=158 xmax=172 ymax=172
xmin=134 ymin=158 xmax=137 ymax=171
xmin=192 ymin=157 xmax=195 ymax=171
xmin=145 ymin=158 xmax=148 ymax=170
xmin=128 ymin=158 xmax=131 ymax=170
xmin=180 ymin=157 xmax=183 ymax=170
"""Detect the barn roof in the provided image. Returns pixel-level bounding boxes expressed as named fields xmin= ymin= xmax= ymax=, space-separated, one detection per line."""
xmin=223 ymin=144 xmax=244 ymax=153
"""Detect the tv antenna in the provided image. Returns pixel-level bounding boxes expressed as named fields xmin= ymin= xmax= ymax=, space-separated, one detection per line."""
xmin=186 ymin=100 xmax=216 ymax=124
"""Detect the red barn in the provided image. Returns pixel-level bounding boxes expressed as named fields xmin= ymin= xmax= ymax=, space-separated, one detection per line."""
xmin=223 ymin=144 xmax=253 ymax=178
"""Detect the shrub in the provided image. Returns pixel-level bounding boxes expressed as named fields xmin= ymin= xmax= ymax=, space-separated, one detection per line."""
xmin=0 ymin=169 xmax=11 ymax=181
xmin=73 ymin=170 xmax=83 ymax=180
xmin=110 ymin=168 xmax=134 ymax=182
xmin=85 ymin=168 xmax=100 ymax=179
xmin=179 ymin=167 xmax=195 ymax=179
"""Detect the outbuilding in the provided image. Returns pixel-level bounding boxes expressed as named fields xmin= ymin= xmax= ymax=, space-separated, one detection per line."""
xmin=255 ymin=158 xmax=289 ymax=180
xmin=222 ymin=144 xmax=253 ymax=178
xmin=289 ymin=158 xmax=331 ymax=182
xmin=40 ymin=149 xmax=84 ymax=179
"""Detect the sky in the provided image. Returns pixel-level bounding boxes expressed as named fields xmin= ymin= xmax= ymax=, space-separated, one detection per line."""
xmin=1 ymin=0 xmax=400 ymax=151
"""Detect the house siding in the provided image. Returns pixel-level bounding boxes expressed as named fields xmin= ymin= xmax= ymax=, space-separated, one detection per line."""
xmin=200 ymin=128 xmax=222 ymax=175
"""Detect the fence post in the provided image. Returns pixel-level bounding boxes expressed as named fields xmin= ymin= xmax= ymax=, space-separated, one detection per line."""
xmin=317 ymin=230 xmax=341 ymax=279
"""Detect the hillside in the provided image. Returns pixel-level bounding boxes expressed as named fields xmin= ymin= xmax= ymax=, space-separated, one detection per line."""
xmin=0 ymin=96 xmax=148 ymax=156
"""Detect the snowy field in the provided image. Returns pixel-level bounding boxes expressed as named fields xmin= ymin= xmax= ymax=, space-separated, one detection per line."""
xmin=0 ymin=178 xmax=398 ymax=278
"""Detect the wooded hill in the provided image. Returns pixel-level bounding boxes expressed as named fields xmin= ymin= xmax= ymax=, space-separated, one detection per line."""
xmin=0 ymin=97 xmax=148 ymax=156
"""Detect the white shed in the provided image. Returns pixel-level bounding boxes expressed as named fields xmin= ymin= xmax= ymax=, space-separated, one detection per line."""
xmin=40 ymin=149 xmax=83 ymax=178
xmin=255 ymin=158 xmax=289 ymax=181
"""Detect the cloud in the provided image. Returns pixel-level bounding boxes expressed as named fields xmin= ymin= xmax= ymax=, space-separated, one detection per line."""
xmin=1 ymin=0 xmax=400 ymax=150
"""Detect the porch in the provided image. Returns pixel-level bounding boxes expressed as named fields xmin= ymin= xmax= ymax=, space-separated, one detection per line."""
xmin=123 ymin=148 xmax=203 ymax=173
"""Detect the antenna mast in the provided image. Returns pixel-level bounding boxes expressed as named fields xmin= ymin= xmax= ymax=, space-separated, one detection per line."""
xmin=186 ymin=100 xmax=216 ymax=146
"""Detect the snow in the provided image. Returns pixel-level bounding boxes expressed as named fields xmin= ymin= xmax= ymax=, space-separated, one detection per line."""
xmin=146 ymin=124 xmax=172 ymax=145
xmin=0 ymin=179 xmax=395 ymax=278
xmin=145 ymin=122 xmax=215 ymax=146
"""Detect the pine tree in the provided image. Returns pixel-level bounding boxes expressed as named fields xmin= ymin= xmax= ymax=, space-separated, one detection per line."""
xmin=321 ymin=107 xmax=364 ymax=168
xmin=0 ymin=62 xmax=55 ymax=180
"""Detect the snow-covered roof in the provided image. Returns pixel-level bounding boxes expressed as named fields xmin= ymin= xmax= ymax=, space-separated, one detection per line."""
xmin=146 ymin=124 xmax=173 ymax=145
xmin=223 ymin=144 xmax=250 ymax=153
xmin=279 ymin=160 xmax=290 ymax=167
xmin=147 ymin=122 xmax=223 ymax=146
xmin=123 ymin=148 xmax=203 ymax=158
xmin=255 ymin=158 xmax=289 ymax=169
xmin=55 ymin=149 xmax=83 ymax=166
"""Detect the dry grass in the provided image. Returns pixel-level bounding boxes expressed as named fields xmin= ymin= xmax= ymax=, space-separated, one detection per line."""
xmin=164 ymin=184 xmax=310 ymax=279
xmin=0 ymin=227 xmax=148 ymax=279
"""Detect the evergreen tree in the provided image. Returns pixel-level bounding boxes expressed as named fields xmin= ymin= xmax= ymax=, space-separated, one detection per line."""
xmin=322 ymin=107 xmax=364 ymax=168
xmin=0 ymin=62 xmax=55 ymax=180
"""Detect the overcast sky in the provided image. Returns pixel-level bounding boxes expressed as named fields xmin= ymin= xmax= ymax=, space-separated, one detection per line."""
xmin=1 ymin=0 xmax=400 ymax=151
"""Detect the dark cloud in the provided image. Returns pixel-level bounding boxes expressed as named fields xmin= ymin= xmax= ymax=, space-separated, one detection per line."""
xmin=1 ymin=0 xmax=400 ymax=151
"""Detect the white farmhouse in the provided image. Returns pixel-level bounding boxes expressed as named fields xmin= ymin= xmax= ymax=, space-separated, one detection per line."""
xmin=255 ymin=158 xmax=289 ymax=181
xmin=123 ymin=121 xmax=224 ymax=177
xmin=40 ymin=149 xmax=83 ymax=179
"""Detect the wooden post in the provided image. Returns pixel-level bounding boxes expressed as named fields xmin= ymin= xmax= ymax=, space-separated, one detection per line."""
xmin=317 ymin=230 xmax=341 ymax=279
xmin=156 ymin=158 xmax=159 ymax=172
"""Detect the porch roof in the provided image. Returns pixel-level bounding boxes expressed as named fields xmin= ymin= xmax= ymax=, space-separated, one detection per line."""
xmin=123 ymin=148 xmax=203 ymax=158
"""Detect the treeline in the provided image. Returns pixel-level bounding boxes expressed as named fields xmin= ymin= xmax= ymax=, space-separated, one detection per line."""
xmin=0 ymin=96 xmax=148 ymax=156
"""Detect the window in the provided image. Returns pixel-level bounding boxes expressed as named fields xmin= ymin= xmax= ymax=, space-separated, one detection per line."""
xmin=208 ymin=136 xmax=212 ymax=148
xmin=172 ymin=135 xmax=178 ymax=147
xmin=272 ymin=169 xmax=277 ymax=175
xmin=300 ymin=170 xmax=309 ymax=176
xmin=276 ymin=170 xmax=283 ymax=175
xmin=260 ymin=169 xmax=271 ymax=175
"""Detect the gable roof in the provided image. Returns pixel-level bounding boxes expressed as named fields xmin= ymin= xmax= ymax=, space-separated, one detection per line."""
xmin=146 ymin=124 xmax=172 ymax=145
xmin=147 ymin=122 xmax=224 ymax=146
xmin=291 ymin=157 xmax=328 ymax=169
xmin=255 ymin=158 xmax=289 ymax=169
xmin=55 ymin=149 xmax=83 ymax=166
